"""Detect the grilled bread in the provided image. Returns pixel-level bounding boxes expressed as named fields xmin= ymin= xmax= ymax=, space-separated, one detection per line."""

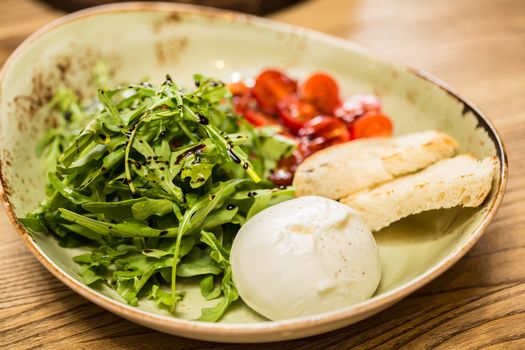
xmin=293 ymin=130 xmax=459 ymax=200
xmin=340 ymin=154 xmax=495 ymax=231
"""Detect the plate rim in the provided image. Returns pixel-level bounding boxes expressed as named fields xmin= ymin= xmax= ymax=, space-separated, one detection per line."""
xmin=0 ymin=1 xmax=509 ymax=341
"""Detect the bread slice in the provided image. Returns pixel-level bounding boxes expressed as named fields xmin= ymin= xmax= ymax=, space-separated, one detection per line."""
xmin=293 ymin=130 xmax=458 ymax=199
xmin=340 ymin=155 xmax=495 ymax=231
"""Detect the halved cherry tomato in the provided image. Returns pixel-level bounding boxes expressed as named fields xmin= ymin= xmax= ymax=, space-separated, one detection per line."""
xmin=277 ymin=95 xmax=319 ymax=134
xmin=268 ymin=136 xmax=327 ymax=186
xmin=268 ymin=154 xmax=297 ymax=187
xmin=298 ymin=115 xmax=351 ymax=146
xmin=350 ymin=111 xmax=393 ymax=139
xmin=301 ymin=73 xmax=341 ymax=114
xmin=229 ymin=81 xmax=255 ymax=116
xmin=334 ymin=94 xmax=381 ymax=123
xmin=228 ymin=82 xmax=250 ymax=96
xmin=252 ymin=70 xmax=297 ymax=114
xmin=269 ymin=140 xmax=309 ymax=186
xmin=232 ymin=94 xmax=255 ymax=115
xmin=244 ymin=109 xmax=278 ymax=127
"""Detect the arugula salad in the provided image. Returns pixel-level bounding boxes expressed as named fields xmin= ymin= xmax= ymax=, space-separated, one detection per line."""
xmin=22 ymin=72 xmax=296 ymax=321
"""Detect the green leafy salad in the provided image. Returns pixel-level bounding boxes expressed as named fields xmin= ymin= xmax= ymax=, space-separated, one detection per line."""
xmin=21 ymin=71 xmax=296 ymax=321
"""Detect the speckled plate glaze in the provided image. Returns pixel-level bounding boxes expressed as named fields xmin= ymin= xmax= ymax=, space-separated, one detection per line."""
xmin=0 ymin=2 xmax=507 ymax=343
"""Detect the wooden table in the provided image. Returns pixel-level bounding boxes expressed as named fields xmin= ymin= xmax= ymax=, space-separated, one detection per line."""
xmin=1 ymin=0 xmax=524 ymax=348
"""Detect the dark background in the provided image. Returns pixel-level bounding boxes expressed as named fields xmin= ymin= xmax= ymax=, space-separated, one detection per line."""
xmin=39 ymin=0 xmax=303 ymax=15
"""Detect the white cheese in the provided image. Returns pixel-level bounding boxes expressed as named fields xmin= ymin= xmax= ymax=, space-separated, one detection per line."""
xmin=230 ymin=196 xmax=381 ymax=320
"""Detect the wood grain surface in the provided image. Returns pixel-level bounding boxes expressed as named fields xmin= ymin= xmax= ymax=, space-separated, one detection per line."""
xmin=1 ymin=0 xmax=524 ymax=348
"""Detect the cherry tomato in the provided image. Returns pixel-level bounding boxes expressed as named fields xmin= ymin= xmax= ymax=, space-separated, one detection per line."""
xmin=350 ymin=111 xmax=393 ymax=139
xmin=268 ymin=154 xmax=298 ymax=186
xmin=269 ymin=141 xmax=307 ymax=186
xmin=228 ymin=82 xmax=250 ymax=96
xmin=252 ymin=70 xmax=297 ymax=114
xmin=231 ymin=94 xmax=249 ymax=113
xmin=268 ymin=137 xmax=325 ymax=186
xmin=301 ymin=73 xmax=341 ymax=114
xmin=334 ymin=94 xmax=381 ymax=123
xmin=298 ymin=115 xmax=351 ymax=146
xmin=277 ymin=96 xmax=319 ymax=134
xmin=229 ymin=81 xmax=254 ymax=115
xmin=272 ymin=116 xmax=350 ymax=187
xmin=244 ymin=109 xmax=277 ymax=127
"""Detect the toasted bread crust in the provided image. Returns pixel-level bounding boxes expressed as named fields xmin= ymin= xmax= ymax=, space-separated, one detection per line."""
xmin=293 ymin=131 xmax=458 ymax=199
xmin=340 ymin=155 xmax=495 ymax=231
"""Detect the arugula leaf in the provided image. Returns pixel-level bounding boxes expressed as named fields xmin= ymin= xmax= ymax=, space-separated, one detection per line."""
xmin=197 ymin=278 xmax=238 ymax=322
xmin=200 ymin=230 xmax=230 ymax=264
xmin=148 ymin=284 xmax=185 ymax=309
xmin=82 ymin=198 xmax=146 ymax=219
xmin=197 ymin=230 xmax=239 ymax=322
xmin=48 ymin=172 xmax=92 ymax=205
xmin=61 ymin=223 xmax=104 ymax=244
xmin=199 ymin=275 xmax=222 ymax=300
xmin=131 ymin=199 xmax=174 ymax=220
xmin=59 ymin=208 xmax=178 ymax=238
xmin=177 ymin=247 xmax=222 ymax=277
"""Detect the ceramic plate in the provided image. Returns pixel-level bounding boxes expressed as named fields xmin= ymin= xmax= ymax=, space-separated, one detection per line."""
xmin=0 ymin=2 xmax=507 ymax=343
